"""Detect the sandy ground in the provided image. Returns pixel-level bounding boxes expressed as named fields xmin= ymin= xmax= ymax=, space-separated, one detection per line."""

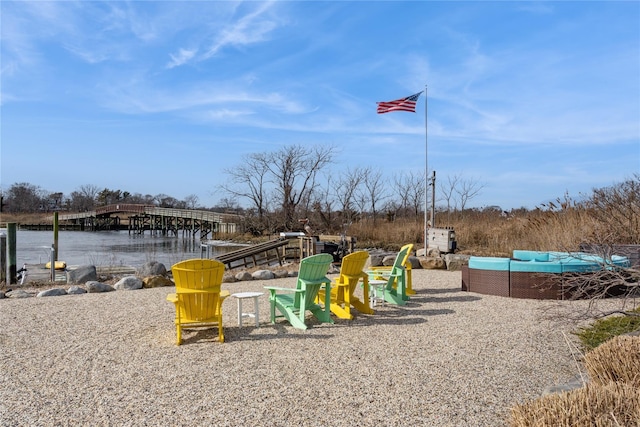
xmin=0 ymin=269 xmax=590 ymax=426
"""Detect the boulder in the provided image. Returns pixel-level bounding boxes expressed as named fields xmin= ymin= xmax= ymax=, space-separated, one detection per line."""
xmin=381 ymin=255 xmax=396 ymax=266
xmin=222 ymin=273 xmax=237 ymax=283
xmin=272 ymin=269 xmax=290 ymax=279
xmin=137 ymin=261 xmax=167 ymax=277
xmin=407 ymin=256 xmax=422 ymax=269
xmin=142 ymin=275 xmax=174 ymax=288
xmin=419 ymin=257 xmax=447 ymax=270
xmin=252 ymin=270 xmax=275 ymax=280
xmin=67 ymin=265 xmax=97 ymax=285
xmin=67 ymin=286 xmax=87 ymax=295
xmin=114 ymin=276 xmax=144 ymax=290
xmin=369 ymin=253 xmax=387 ymax=267
xmin=7 ymin=289 xmax=32 ymax=298
xmin=235 ymin=271 xmax=253 ymax=281
xmin=86 ymin=281 xmax=115 ymax=293
xmin=37 ymin=288 xmax=67 ymax=297
xmin=444 ymin=254 xmax=470 ymax=271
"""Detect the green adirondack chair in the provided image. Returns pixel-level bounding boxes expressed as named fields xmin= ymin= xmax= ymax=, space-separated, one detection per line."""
xmin=264 ymin=253 xmax=334 ymax=330
xmin=367 ymin=245 xmax=411 ymax=306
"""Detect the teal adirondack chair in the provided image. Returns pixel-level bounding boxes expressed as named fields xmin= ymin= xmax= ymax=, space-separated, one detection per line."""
xmin=264 ymin=253 xmax=334 ymax=330
xmin=367 ymin=245 xmax=411 ymax=306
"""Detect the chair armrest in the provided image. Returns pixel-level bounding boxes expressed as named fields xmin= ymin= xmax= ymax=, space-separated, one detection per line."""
xmin=264 ymin=286 xmax=302 ymax=293
xmin=370 ymin=266 xmax=392 ymax=271
xmin=220 ymin=290 xmax=230 ymax=301
xmin=166 ymin=293 xmax=178 ymax=303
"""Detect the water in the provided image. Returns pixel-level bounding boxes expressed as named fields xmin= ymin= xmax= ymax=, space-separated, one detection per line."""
xmin=3 ymin=230 xmax=245 ymax=268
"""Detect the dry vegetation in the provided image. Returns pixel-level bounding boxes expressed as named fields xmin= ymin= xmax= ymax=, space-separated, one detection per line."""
xmin=510 ymin=336 xmax=640 ymax=427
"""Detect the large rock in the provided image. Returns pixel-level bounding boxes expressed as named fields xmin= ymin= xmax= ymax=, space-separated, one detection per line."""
xmin=7 ymin=289 xmax=32 ymax=298
xmin=67 ymin=285 xmax=87 ymax=295
xmin=252 ymin=270 xmax=275 ymax=280
xmin=272 ymin=269 xmax=290 ymax=279
xmin=114 ymin=276 xmax=144 ymax=290
xmin=67 ymin=265 xmax=97 ymax=285
xmin=86 ymin=281 xmax=115 ymax=293
xmin=407 ymin=256 xmax=422 ymax=269
xmin=419 ymin=257 xmax=447 ymax=270
xmin=381 ymin=255 xmax=396 ymax=266
xmin=222 ymin=273 xmax=237 ymax=283
xmin=37 ymin=288 xmax=67 ymax=297
xmin=137 ymin=261 xmax=167 ymax=277
xmin=444 ymin=254 xmax=470 ymax=271
xmin=142 ymin=275 xmax=174 ymax=288
xmin=235 ymin=271 xmax=253 ymax=281
xmin=369 ymin=252 xmax=387 ymax=267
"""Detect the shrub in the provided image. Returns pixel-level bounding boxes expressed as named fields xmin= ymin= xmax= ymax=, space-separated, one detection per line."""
xmin=509 ymin=382 xmax=640 ymax=427
xmin=584 ymin=335 xmax=640 ymax=387
xmin=574 ymin=307 xmax=640 ymax=351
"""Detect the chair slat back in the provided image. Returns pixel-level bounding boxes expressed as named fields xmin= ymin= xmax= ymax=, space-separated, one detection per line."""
xmin=295 ymin=253 xmax=333 ymax=308
xmin=339 ymin=251 xmax=369 ymax=277
xmin=171 ymin=259 xmax=225 ymax=322
xmin=385 ymin=245 xmax=411 ymax=289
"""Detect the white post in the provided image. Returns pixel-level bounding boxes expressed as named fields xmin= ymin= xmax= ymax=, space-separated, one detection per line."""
xmin=424 ymin=85 xmax=429 ymax=251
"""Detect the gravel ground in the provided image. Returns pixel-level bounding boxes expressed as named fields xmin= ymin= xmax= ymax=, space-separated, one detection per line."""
xmin=0 ymin=269 xmax=592 ymax=426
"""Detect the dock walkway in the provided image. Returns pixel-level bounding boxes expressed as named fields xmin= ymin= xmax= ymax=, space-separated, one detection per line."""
xmin=214 ymin=238 xmax=290 ymax=270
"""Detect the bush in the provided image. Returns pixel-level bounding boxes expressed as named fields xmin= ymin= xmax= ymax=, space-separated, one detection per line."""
xmin=584 ymin=335 xmax=640 ymax=387
xmin=574 ymin=307 xmax=640 ymax=351
xmin=509 ymin=381 xmax=640 ymax=427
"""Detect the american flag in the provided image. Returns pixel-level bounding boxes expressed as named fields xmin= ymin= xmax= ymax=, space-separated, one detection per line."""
xmin=376 ymin=91 xmax=422 ymax=114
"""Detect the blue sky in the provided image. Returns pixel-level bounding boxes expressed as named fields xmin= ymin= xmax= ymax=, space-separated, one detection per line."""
xmin=1 ymin=1 xmax=639 ymax=211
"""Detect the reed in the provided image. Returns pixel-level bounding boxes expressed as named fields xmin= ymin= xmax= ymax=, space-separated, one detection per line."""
xmin=509 ymin=381 xmax=640 ymax=427
xmin=584 ymin=335 xmax=640 ymax=387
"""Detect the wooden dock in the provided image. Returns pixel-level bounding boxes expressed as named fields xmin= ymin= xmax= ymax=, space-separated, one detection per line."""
xmin=213 ymin=238 xmax=291 ymax=270
xmin=55 ymin=204 xmax=242 ymax=239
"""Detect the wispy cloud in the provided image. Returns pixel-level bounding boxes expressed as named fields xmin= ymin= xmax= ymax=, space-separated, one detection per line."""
xmin=166 ymin=48 xmax=198 ymax=69
xmin=201 ymin=1 xmax=279 ymax=60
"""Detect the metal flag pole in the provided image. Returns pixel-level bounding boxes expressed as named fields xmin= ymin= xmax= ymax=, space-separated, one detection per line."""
xmin=424 ymin=84 xmax=429 ymax=251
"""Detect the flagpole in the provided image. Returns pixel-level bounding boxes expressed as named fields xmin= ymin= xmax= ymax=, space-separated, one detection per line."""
xmin=424 ymin=84 xmax=428 ymax=252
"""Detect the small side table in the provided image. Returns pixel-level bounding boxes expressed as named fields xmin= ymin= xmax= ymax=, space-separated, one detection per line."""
xmin=231 ymin=292 xmax=264 ymax=327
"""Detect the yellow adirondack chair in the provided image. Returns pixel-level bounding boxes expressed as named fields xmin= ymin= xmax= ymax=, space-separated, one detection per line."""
xmin=264 ymin=253 xmax=334 ymax=330
xmin=166 ymin=259 xmax=229 ymax=345
xmin=317 ymin=250 xmax=374 ymax=319
xmin=369 ymin=243 xmax=415 ymax=296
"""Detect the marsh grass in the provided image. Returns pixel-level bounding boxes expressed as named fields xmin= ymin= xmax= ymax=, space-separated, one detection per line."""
xmin=509 ymin=335 xmax=640 ymax=426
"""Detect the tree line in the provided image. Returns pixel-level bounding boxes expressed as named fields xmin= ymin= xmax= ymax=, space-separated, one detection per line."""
xmin=1 ymin=144 xmax=504 ymax=235
xmin=11 ymin=145 xmax=487 ymax=233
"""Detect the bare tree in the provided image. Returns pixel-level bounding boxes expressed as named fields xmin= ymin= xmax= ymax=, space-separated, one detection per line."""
xmin=264 ymin=144 xmax=335 ymax=230
xmin=311 ymin=174 xmax=337 ymax=232
xmin=5 ymin=182 xmax=44 ymax=212
xmin=392 ymin=170 xmax=425 ymax=219
xmin=586 ymin=174 xmax=640 ymax=244
xmin=334 ymin=167 xmax=365 ymax=225
xmin=455 ymin=177 xmax=485 ymax=211
xmin=183 ymin=194 xmax=199 ymax=209
xmin=392 ymin=172 xmax=412 ymax=217
xmin=543 ymin=178 xmax=640 ymax=322
xmin=359 ymin=167 xmax=387 ymax=226
xmin=439 ymin=174 xmax=460 ymax=213
xmin=221 ymin=153 xmax=271 ymax=224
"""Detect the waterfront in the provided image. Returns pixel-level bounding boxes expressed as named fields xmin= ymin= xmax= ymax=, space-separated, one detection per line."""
xmin=4 ymin=230 xmax=245 ymax=268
